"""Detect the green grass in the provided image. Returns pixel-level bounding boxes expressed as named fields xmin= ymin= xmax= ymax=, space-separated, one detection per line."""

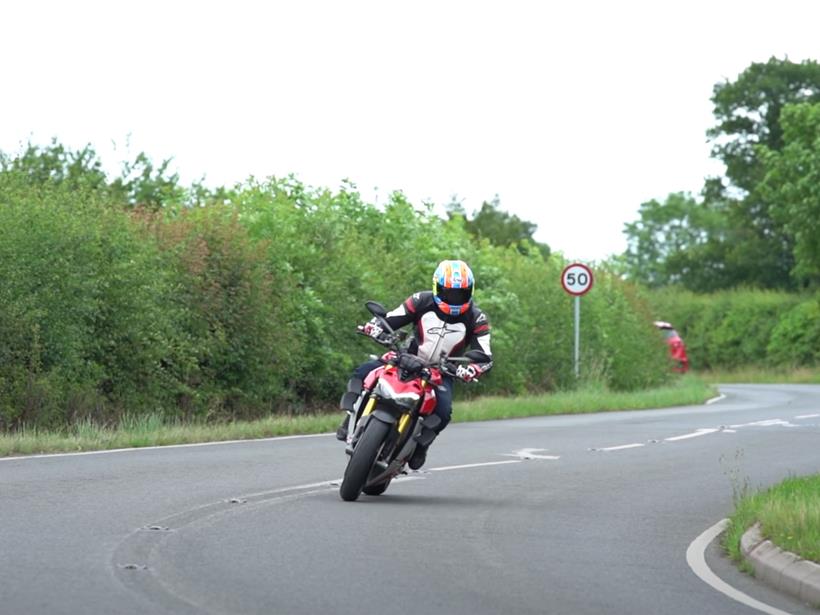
xmin=699 ymin=366 xmax=820 ymax=384
xmin=724 ymin=474 xmax=820 ymax=565
xmin=0 ymin=414 xmax=341 ymax=458
xmin=0 ymin=375 xmax=715 ymax=458
xmin=453 ymin=374 xmax=715 ymax=422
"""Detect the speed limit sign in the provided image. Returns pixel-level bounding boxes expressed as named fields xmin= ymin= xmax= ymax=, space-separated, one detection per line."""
xmin=561 ymin=263 xmax=594 ymax=296
xmin=561 ymin=263 xmax=593 ymax=379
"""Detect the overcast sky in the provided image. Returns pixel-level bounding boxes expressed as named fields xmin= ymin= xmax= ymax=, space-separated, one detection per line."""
xmin=2 ymin=1 xmax=819 ymax=261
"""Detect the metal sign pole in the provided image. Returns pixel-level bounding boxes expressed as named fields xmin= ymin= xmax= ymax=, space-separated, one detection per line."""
xmin=560 ymin=263 xmax=593 ymax=381
xmin=574 ymin=295 xmax=580 ymax=379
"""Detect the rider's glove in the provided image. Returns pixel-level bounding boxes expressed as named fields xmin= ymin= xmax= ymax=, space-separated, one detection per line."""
xmin=361 ymin=318 xmax=384 ymax=340
xmin=456 ymin=363 xmax=481 ymax=382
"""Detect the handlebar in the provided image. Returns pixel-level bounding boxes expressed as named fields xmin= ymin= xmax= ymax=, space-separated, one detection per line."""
xmin=356 ymin=327 xmax=397 ymax=348
xmin=356 ymin=301 xmax=487 ymax=384
xmin=356 ymin=330 xmax=477 ymax=383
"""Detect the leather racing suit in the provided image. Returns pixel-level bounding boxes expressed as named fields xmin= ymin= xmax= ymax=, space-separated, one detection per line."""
xmin=353 ymin=290 xmax=493 ymax=434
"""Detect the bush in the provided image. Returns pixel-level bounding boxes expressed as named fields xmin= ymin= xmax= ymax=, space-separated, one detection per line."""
xmin=0 ymin=147 xmax=677 ymax=428
xmin=0 ymin=174 xmax=184 ymax=428
xmin=767 ymin=297 xmax=820 ymax=366
xmin=648 ymin=287 xmax=809 ymax=370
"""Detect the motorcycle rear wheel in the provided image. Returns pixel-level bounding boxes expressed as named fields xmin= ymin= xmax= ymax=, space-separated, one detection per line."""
xmin=340 ymin=418 xmax=390 ymax=501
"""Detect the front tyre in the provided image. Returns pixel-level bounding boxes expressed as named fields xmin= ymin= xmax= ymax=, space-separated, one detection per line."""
xmin=340 ymin=418 xmax=391 ymax=502
xmin=362 ymin=478 xmax=392 ymax=496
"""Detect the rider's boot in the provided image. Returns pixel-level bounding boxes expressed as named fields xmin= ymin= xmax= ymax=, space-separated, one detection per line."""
xmin=409 ymin=416 xmax=441 ymax=470
xmin=337 ymin=378 xmax=365 ymax=442
xmin=408 ymin=442 xmax=429 ymax=470
xmin=336 ymin=413 xmax=350 ymax=441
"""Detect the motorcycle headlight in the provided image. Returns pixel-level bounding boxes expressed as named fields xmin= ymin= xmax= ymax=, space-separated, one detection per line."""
xmin=374 ymin=378 xmax=419 ymax=409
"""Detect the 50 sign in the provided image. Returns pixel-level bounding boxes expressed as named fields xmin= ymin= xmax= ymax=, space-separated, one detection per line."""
xmin=561 ymin=263 xmax=593 ymax=379
xmin=561 ymin=263 xmax=594 ymax=296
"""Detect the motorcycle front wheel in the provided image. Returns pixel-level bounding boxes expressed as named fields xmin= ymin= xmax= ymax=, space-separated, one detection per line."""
xmin=340 ymin=418 xmax=391 ymax=501
xmin=362 ymin=477 xmax=391 ymax=496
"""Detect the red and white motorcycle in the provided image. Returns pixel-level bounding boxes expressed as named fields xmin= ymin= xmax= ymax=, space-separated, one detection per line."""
xmin=339 ymin=301 xmax=486 ymax=502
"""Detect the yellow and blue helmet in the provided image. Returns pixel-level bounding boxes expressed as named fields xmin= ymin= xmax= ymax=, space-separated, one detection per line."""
xmin=432 ymin=260 xmax=474 ymax=316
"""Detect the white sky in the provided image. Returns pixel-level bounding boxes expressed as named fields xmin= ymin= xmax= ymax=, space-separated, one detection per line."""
xmin=2 ymin=1 xmax=819 ymax=261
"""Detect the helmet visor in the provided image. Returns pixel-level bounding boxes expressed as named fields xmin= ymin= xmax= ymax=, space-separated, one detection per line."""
xmin=436 ymin=284 xmax=472 ymax=306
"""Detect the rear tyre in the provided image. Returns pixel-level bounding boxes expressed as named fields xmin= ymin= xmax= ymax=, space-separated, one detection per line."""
xmin=340 ymin=418 xmax=391 ymax=502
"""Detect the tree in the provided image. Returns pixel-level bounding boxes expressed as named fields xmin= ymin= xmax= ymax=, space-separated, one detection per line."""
xmin=622 ymin=192 xmax=732 ymax=291
xmin=109 ymin=152 xmax=185 ymax=209
xmin=621 ymin=58 xmax=820 ymax=292
xmin=708 ymin=57 xmax=820 ymax=194
xmin=704 ymin=58 xmax=820 ymax=288
xmin=0 ymin=140 xmax=109 ymax=192
xmin=0 ymin=140 xmax=209 ymax=210
xmin=757 ymin=102 xmax=820 ymax=287
xmin=707 ymin=58 xmax=820 ymax=288
xmin=449 ymin=196 xmax=550 ymax=258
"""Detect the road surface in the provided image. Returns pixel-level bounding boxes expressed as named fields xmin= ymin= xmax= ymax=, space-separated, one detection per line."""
xmin=2 ymin=384 xmax=819 ymax=614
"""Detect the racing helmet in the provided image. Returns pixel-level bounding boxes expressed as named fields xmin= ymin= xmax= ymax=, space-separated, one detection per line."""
xmin=432 ymin=260 xmax=474 ymax=316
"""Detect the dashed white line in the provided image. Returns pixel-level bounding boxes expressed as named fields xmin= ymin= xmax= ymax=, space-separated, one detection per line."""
xmin=597 ymin=443 xmax=645 ymax=451
xmin=428 ymin=460 xmax=523 ymax=472
xmin=503 ymin=448 xmax=561 ymax=460
xmin=665 ymin=428 xmax=721 ymax=442
xmin=729 ymin=419 xmax=798 ymax=429
xmin=706 ymin=394 xmax=727 ymax=405
xmin=795 ymin=413 xmax=820 ymax=420
xmin=686 ymin=519 xmax=793 ymax=615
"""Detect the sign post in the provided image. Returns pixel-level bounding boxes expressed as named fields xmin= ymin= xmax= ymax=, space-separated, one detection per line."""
xmin=560 ymin=263 xmax=594 ymax=378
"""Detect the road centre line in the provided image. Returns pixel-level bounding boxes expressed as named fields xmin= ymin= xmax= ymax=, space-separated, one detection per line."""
xmin=428 ymin=460 xmax=523 ymax=472
xmin=503 ymin=448 xmax=561 ymax=460
xmin=728 ymin=419 xmax=798 ymax=429
xmin=243 ymin=461 xmax=522 ymax=496
xmin=706 ymin=394 xmax=727 ymax=405
xmin=686 ymin=519 xmax=793 ymax=615
xmin=236 ymin=480 xmax=338 ymax=499
xmin=665 ymin=428 xmax=721 ymax=442
xmin=594 ymin=415 xmax=812 ymax=452
xmin=596 ymin=443 xmax=645 ymax=451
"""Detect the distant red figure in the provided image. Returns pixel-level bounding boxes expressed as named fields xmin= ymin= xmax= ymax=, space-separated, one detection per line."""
xmin=654 ymin=321 xmax=689 ymax=373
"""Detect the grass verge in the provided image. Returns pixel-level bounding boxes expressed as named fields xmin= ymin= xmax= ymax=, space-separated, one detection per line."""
xmin=724 ymin=474 xmax=820 ymax=566
xmin=699 ymin=366 xmax=820 ymax=384
xmin=453 ymin=374 xmax=715 ymax=422
xmin=0 ymin=375 xmax=715 ymax=458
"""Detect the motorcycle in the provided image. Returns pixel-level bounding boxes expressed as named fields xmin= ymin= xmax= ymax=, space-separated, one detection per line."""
xmin=338 ymin=301 xmax=488 ymax=502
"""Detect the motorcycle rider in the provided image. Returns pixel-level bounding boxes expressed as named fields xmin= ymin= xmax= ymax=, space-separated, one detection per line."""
xmin=336 ymin=259 xmax=493 ymax=470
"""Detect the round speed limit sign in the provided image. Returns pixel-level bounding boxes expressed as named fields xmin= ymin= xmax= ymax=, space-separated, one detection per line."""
xmin=561 ymin=263 xmax=594 ymax=296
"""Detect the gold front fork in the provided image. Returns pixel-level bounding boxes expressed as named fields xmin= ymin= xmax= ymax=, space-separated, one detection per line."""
xmin=397 ymin=412 xmax=411 ymax=434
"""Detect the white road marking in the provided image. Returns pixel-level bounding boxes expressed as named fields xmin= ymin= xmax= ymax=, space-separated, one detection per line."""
xmin=393 ymin=474 xmax=427 ymax=483
xmin=706 ymin=394 xmax=727 ymax=405
xmin=244 ymin=460 xmax=513 ymax=496
xmin=795 ymin=413 xmax=820 ymax=420
xmin=686 ymin=519 xmax=793 ymax=615
xmin=237 ymin=480 xmax=338 ymax=499
xmin=729 ymin=419 xmax=798 ymax=429
xmin=428 ymin=460 xmax=523 ymax=472
xmin=665 ymin=428 xmax=721 ymax=442
xmin=503 ymin=448 xmax=561 ymax=460
xmin=596 ymin=443 xmax=645 ymax=451
xmin=0 ymin=432 xmax=335 ymax=462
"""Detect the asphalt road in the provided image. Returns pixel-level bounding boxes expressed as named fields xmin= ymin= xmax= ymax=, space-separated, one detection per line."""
xmin=2 ymin=384 xmax=820 ymax=615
